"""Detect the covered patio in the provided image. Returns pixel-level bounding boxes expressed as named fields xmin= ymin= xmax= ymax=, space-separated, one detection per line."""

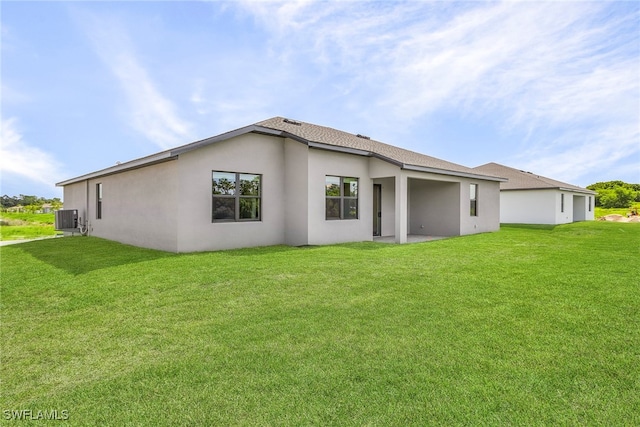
xmin=372 ymin=174 xmax=461 ymax=244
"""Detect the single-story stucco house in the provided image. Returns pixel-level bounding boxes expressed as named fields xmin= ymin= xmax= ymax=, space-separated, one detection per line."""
xmin=473 ymin=162 xmax=596 ymax=225
xmin=56 ymin=117 xmax=506 ymax=252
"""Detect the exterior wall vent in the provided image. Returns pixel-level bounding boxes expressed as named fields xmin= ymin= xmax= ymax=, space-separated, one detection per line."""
xmin=283 ymin=118 xmax=302 ymax=126
xmin=356 ymin=134 xmax=370 ymax=140
xmin=55 ymin=209 xmax=78 ymax=231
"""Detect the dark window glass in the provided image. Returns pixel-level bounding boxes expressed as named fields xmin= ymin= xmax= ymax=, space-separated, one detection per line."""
xmin=239 ymin=198 xmax=260 ymax=220
xmin=326 ymin=176 xmax=358 ymax=220
xmin=96 ymin=183 xmax=103 ymax=219
xmin=343 ymin=177 xmax=358 ymax=197
xmin=239 ymin=174 xmax=260 ymax=196
xmin=213 ymin=172 xmax=236 ymax=195
xmin=212 ymin=171 xmax=261 ymax=222
xmin=344 ymin=198 xmax=358 ymax=219
xmin=325 ymin=176 xmax=340 ymax=196
xmin=326 ymin=198 xmax=340 ymax=219
xmin=470 ymin=184 xmax=478 ymax=217
xmin=213 ymin=198 xmax=235 ymax=220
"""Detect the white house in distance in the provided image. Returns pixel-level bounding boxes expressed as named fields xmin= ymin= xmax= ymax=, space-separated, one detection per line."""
xmin=473 ymin=162 xmax=596 ymax=225
xmin=56 ymin=117 xmax=505 ymax=252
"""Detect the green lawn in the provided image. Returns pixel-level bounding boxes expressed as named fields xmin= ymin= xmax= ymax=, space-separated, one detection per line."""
xmin=595 ymin=203 xmax=640 ymax=219
xmin=0 ymin=212 xmax=60 ymax=241
xmin=1 ymin=222 xmax=639 ymax=426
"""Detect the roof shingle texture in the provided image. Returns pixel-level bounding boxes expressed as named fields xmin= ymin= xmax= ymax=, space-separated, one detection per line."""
xmin=257 ymin=117 xmax=495 ymax=177
xmin=473 ymin=162 xmax=594 ymax=193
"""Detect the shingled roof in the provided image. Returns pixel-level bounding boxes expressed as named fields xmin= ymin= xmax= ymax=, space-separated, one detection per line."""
xmin=473 ymin=162 xmax=595 ymax=194
xmin=256 ymin=117 xmax=503 ymax=181
xmin=58 ymin=116 xmax=505 ymax=186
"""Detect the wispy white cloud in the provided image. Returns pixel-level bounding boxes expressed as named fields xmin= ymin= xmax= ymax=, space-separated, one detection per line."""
xmin=74 ymin=10 xmax=192 ymax=149
xmin=232 ymin=1 xmax=639 ymax=184
xmin=0 ymin=117 xmax=65 ymax=187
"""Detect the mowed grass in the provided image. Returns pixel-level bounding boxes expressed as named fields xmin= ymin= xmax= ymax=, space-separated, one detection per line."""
xmin=0 ymin=212 xmax=60 ymax=241
xmin=595 ymin=205 xmax=640 ymax=219
xmin=1 ymin=222 xmax=639 ymax=426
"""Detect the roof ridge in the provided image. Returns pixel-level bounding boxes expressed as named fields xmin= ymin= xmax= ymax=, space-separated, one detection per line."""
xmin=257 ymin=117 xmax=502 ymax=179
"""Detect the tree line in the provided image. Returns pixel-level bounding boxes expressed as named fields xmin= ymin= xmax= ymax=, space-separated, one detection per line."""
xmin=1 ymin=195 xmax=63 ymax=212
xmin=2 ymin=181 xmax=639 ymax=212
xmin=586 ymin=181 xmax=640 ymax=208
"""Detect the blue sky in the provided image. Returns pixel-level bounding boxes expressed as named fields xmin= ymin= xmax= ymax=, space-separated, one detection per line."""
xmin=2 ymin=1 xmax=638 ymax=198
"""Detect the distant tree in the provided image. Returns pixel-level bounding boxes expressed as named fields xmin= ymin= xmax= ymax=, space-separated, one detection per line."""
xmin=596 ymin=187 xmax=636 ymax=208
xmin=51 ymin=198 xmax=63 ymax=210
xmin=587 ymin=181 xmax=639 ymax=207
xmin=1 ymin=195 xmax=19 ymax=209
xmin=20 ymin=195 xmax=40 ymax=206
xmin=1 ymin=195 xmax=63 ymax=211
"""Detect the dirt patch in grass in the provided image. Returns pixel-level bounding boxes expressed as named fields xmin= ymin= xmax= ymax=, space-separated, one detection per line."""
xmin=598 ymin=214 xmax=640 ymax=223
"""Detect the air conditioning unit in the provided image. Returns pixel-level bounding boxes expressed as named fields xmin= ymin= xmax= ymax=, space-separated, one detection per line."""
xmin=55 ymin=209 xmax=78 ymax=231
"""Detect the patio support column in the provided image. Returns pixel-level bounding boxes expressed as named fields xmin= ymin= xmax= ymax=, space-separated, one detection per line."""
xmin=395 ymin=173 xmax=407 ymax=244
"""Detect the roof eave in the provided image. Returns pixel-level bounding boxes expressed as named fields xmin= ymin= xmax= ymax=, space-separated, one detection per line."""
xmin=403 ymin=164 xmax=508 ymax=182
xmin=307 ymin=140 xmax=371 ymax=157
xmin=170 ymin=125 xmax=284 ymax=155
xmin=502 ymin=186 xmax=596 ymax=194
xmin=56 ymin=124 xmax=284 ymax=187
xmin=56 ymin=152 xmax=177 ymax=187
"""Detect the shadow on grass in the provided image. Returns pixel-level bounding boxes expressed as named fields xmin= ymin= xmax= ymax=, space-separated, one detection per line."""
xmin=217 ymin=241 xmax=388 ymax=256
xmin=216 ymin=244 xmax=312 ymax=257
xmin=16 ymin=236 xmax=173 ymax=275
xmin=500 ymin=223 xmax=557 ymax=230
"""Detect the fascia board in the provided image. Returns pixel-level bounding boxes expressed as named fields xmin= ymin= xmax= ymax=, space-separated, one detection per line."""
xmin=56 ymin=152 xmax=177 ymax=187
xmin=303 ymin=141 xmax=405 ymax=168
xmin=307 ymin=141 xmax=371 ymax=156
xmin=402 ymin=164 xmax=508 ymax=182
xmin=56 ymin=125 xmax=284 ymax=187
xmin=502 ymin=187 xmax=596 ymax=195
xmin=558 ymin=187 xmax=597 ymax=195
xmin=170 ymin=125 xmax=283 ymax=155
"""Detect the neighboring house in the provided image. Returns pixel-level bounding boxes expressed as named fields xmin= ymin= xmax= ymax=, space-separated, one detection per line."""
xmin=473 ymin=162 xmax=596 ymax=225
xmin=56 ymin=117 xmax=505 ymax=252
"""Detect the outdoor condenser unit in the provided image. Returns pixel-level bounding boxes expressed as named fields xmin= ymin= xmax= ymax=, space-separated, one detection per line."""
xmin=55 ymin=209 xmax=78 ymax=231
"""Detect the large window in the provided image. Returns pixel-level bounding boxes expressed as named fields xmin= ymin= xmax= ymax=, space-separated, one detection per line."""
xmin=212 ymin=171 xmax=261 ymax=222
xmin=470 ymin=183 xmax=478 ymax=216
xmin=326 ymin=176 xmax=358 ymax=220
xmin=96 ymin=183 xmax=103 ymax=219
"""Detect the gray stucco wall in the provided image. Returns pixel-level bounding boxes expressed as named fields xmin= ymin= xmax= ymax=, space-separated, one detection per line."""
xmin=373 ymin=177 xmax=396 ymax=237
xmin=89 ymin=160 xmax=179 ymax=251
xmin=61 ymin=161 xmax=179 ymax=251
xmin=175 ymin=133 xmax=287 ymax=252
xmin=284 ymin=138 xmax=310 ymax=246
xmin=409 ymin=179 xmax=461 ymax=236
xmin=62 ymin=180 xmax=89 ymax=227
xmin=459 ymin=178 xmax=501 ymax=235
xmin=307 ymin=148 xmax=373 ymax=245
